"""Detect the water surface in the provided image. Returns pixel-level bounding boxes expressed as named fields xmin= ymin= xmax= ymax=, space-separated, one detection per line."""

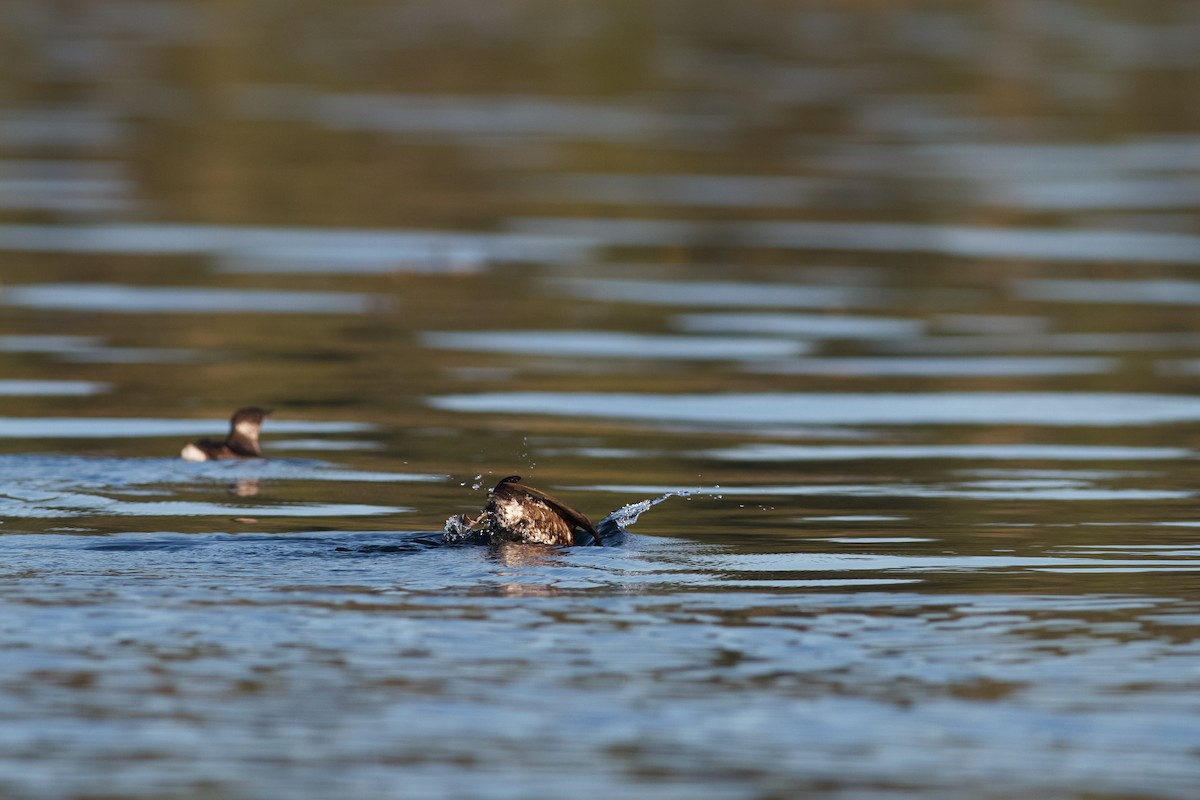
xmin=2 ymin=2 xmax=1200 ymax=799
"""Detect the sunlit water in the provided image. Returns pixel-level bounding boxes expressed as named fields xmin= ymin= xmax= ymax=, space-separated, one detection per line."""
xmin=3 ymin=1 xmax=1200 ymax=798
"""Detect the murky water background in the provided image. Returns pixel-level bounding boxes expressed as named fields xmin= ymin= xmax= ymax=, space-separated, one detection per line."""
xmin=3 ymin=1 xmax=1200 ymax=797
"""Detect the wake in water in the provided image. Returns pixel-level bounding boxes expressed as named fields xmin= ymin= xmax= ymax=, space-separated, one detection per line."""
xmin=443 ymin=489 xmax=691 ymax=546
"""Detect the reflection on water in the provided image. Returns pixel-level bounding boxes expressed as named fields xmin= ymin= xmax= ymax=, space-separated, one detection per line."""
xmin=513 ymin=216 xmax=1200 ymax=264
xmin=0 ymin=419 xmax=372 ymax=438
xmin=698 ymin=443 xmax=1190 ymax=462
xmin=877 ymin=331 xmax=1200 ymax=354
xmin=0 ymin=379 xmax=109 ymax=396
xmin=549 ymin=277 xmax=896 ymax=309
xmin=745 ymin=355 xmax=1115 ymax=377
xmin=0 ymin=159 xmax=133 ymax=213
xmin=0 ymin=455 xmax=440 ymax=520
xmin=674 ymin=311 xmax=922 ymax=338
xmin=993 ymin=175 xmax=1200 ymax=210
xmin=513 ymin=172 xmax=828 ymax=208
xmin=3 ymin=0 xmax=1200 ymax=798
xmin=422 ymin=330 xmax=810 ymax=360
xmin=586 ymin=481 xmax=1192 ymax=502
xmin=1014 ymin=278 xmax=1200 ymax=305
xmin=0 ymin=223 xmax=591 ymax=269
xmin=0 ymin=332 xmax=199 ymax=365
xmin=231 ymin=86 xmax=733 ymax=143
xmin=3 ymin=283 xmax=383 ymax=314
xmin=431 ymin=391 xmax=1200 ymax=426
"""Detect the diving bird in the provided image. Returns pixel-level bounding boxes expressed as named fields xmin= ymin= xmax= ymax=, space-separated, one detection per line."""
xmin=453 ymin=475 xmax=599 ymax=546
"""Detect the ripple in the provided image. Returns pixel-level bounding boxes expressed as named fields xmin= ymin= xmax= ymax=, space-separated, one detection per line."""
xmin=0 ymin=108 xmax=123 ymax=148
xmin=421 ymin=330 xmax=809 ymax=360
xmin=548 ymin=277 xmax=892 ymax=308
xmin=2 ymin=283 xmax=380 ymax=314
xmin=664 ymin=549 xmax=1200 ymax=574
xmin=231 ymin=86 xmax=732 ymax=143
xmin=0 ymin=455 xmax=441 ymax=487
xmin=925 ymin=138 xmax=1200 ymax=176
xmin=802 ymin=516 xmax=911 ymax=523
xmin=511 ymin=217 xmax=1200 ymax=264
xmin=745 ymin=356 xmax=1115 ymax=377
xmin=0 ymin=334 xmax=203 ymax=364
xmin=0 ymin=158 xmax=133 ymax=213
xmin=992 ymin=177 xmax=1200 ymax=211
xmin=960 ymin=468 xmax=1154 ymax=480
xmin=698 ymin=443 xmax=1190 ymax=461
xmin=0 ymin=494 xmax=408 ymax=519
xmin=514 ymin=172 xmax=822 ymax=208
xmin=674 ymin=312 xmax=921 ymax=338
xmin=0 ymin=334 xmax=101 ymax=352
xmin=582 ymin=482 xmax=1191 ymax=502
xmin=0 ymin=379 xmax=109 ymax=396
xmin=0 ymin=456 xmax=434 ymax=520
xmin=933 ymin=314 xmax=1051 ymax=335
xmin=1015 ymin=278 xmax=1200 ymax=305
xmin=877 ymin=332 xmax=1200 ymax=354
xmin=818 ymin=537 xmax=935 ymax=543
xmin=0 ymin=417 xmax=372 ymax=438
xmin=271 ymin=439 xmax=382 ymax=451
xmin=430 ymin=391 xmax=1200 ymax=427
xmin=0 ymin=223 xmax=590 ymax=270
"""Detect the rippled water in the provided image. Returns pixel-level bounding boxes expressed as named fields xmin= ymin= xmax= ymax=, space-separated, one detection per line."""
xmin=3 ymin=1 xmax=1200 ymax=798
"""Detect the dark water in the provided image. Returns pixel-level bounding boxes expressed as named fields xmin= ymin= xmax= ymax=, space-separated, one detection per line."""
xmin=3 ymin=1 xmax=1200 ymax=798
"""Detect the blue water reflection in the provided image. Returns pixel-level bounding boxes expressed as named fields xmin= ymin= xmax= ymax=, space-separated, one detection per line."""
xmin=0 ymin=223 xmax=591 ymax=269
xmin=422 ymin=330 xmax=810 ymax=360
xmin=0 ymin=159 xmax=133 ymax=213
xmin=431 ymin=391 xmax=1200 ymax=426
xmin=0 ymin=334 xmax=202 ymax=363
xmin=514 ymin=217 xmax=1200 ymax=264
xmin=585 ymin=482 xmax=1191 ymax=502
xmin=2 ymin=283 xmax=382 ymax=314
xmin=0 ymin=379 xmax=109 ymax=396
xmin=1015 ymin=278 xmax=1200 ymax=305
xmin=0 ymin=455 xmax=440 ymax=520
xmin=0 ymin=418 xmax=371 ymax=438
xmin=698 ymin=443 xmax=1189 ymax=461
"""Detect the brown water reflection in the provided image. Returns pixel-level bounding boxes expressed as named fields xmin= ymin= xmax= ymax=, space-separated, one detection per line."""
xmin=2 ymin=1 xmax=1200 ymax=799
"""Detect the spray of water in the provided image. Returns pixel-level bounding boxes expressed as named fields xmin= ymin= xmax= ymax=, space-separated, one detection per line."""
xmin=442 ymin=513 xmax=490 ymax=544
xmin=595 ymin=489 xmax=693 ymax=538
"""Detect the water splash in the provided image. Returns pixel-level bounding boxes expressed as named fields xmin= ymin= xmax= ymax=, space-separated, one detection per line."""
xmin=441 ymin=514 xmax=478 ymax=543
xmin=596 ymin=489 xmax=693 ymax=539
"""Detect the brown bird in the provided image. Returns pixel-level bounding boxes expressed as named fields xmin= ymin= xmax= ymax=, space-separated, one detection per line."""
xmin=180 ymin=407 xmax=271 ymax=462
xmin=455 ymin=475 xmax=599 ymax=546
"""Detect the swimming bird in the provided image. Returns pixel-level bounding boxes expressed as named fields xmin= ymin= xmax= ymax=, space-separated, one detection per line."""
xmin=453 ymin=475 xmax=600 ymax=546
xmin=180 ymin=407 xmax=271 ymax=462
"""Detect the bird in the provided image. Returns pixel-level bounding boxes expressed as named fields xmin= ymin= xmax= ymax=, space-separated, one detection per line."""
xmin=452 ymin=475 xmax=600 ymax=546
xmin=180 ymin=407 xmax=271 ymax=462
